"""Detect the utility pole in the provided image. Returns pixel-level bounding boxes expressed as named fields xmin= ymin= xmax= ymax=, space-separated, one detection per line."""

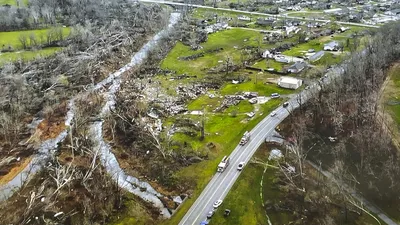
xmin=200 ymin=106 xmax=205 ymax=141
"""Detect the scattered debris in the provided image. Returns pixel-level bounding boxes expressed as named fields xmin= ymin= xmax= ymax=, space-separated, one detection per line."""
xmin=249 ymin=98 xmax=258 ymax=104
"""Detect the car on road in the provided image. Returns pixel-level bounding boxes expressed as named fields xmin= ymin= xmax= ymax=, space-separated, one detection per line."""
xmin=271 ymin=93 xmax=280 ymax=98
xmin=206 ymin=210 xmax=215 ymax=219
xmin=213 ymin=199 xmax=223 ymax=208
xmin=237 ymin=162 xmax=245 ymax=171
xmin=270 ymin=111 xmax=277 ymax=117
xmin=283 ymin=102 xmax=289 ymax=108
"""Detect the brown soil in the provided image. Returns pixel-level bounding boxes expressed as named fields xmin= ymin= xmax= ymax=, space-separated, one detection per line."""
xmin=0 ymin=156 xmax=32 ymax=185
xmin=37 ymin=102 xmax=68 ymax=141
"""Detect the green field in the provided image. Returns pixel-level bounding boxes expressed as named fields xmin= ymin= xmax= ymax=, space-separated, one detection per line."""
xmin=0 ymin=47 xmax=63 ymax=64
xmin=0 ymin=0 xmax=28 ymax=6
xmin=0 ymin=27 xmax=71 ymax=50
xmin=161 ymin=29 xmax=266 ymax=77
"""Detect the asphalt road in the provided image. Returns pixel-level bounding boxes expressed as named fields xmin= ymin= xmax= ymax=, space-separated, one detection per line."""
xmin=178 ymin=68 xmax=340 ymax=225
xmin=137 ymin=0 xmax=379 ymax=28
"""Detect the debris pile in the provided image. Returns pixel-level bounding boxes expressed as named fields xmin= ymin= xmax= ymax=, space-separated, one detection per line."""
xmin=214 ymin=95 xmax=243 ymax=112
xmin=176 ymin=85 xmax=208 ymax=100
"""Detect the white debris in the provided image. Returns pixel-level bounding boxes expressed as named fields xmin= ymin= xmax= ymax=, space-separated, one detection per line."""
xmin=173 ymin=196 xmax=183 ymax=204
xmin=269 ymin=149 xmax=283 ymax=161
xmin=246 ymin=112 xmax=255 ymax=118
xmin=54 ymin=212 xmax=64 ymax=217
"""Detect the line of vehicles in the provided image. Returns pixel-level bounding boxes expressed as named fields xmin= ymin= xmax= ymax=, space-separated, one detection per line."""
xmin=205 ymin=100 xmax=291 ymax=223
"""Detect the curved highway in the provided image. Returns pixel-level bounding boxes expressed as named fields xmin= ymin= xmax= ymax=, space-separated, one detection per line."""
xmin=178 ymin=70 xmax=336 ymax=224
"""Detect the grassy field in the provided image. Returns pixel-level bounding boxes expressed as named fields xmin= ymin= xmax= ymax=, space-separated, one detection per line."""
xmin=0 ymin=0 xmax=28 ymax=6
xmin=0 ymin=27 xmax=71 ymax=50
xmin=252 ymin=59 xmax=286 ymax=71
xmin=385 ymin=64 xmax=400 ymax=124
xmin=0 ymin=47 xmax=63 ymax=64
xmin=161 ymin=29 xmax=266 ymax=77
xmin=220 ymin=78 xmax=292 ymax=96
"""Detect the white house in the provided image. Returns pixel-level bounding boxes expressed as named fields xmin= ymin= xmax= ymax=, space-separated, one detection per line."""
xmin=278 ymin=77 xmax=303 ymax=90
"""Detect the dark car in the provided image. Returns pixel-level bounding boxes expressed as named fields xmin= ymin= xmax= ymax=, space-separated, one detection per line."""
xmin=283 ymin=102 xmax=289 ymax=108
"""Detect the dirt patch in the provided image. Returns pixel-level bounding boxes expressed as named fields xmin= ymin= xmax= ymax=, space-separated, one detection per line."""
xmin=0 ymin=156 xmax=32 ymax=185
xmin=36 ymin=101 xmax=68 ymax=141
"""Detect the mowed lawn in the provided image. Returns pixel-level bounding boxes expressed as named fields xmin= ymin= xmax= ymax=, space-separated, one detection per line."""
xmin=0 ymin=47 xmax=63 ymax=64
xmin=0 ymin=0 xmax=27 ymax=5
xmin=0 ymin=27 xmax=71 ymax=50
xmin=161 ymin=29 xmax=266 ymax=77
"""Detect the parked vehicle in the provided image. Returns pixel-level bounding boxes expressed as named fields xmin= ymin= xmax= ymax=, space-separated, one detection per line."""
xmin=207 ymin=210 xmax=215 ymax=219
xmin=237 ymin=162 xmax=245 ymax=171
xmin=213 ymin=199 xmax=223 ymax=208
xmin=217 ymin=156 xmax=230 ymax=172
xmin=239 ymin=131 xmax=251 ymax=145
xmin=271 ymin=93 xmax=280 ymax=98
xmin=283 ymin=102 xmax=289 ymax=107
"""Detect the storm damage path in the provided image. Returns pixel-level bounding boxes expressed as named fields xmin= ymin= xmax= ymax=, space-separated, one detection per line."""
xmin=0 ymin=13 xmax=181 ymax=217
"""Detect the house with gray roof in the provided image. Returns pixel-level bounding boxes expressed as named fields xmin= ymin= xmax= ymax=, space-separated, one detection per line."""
xmin=309 ymin=51 xmax=325 ymax=62
xmin=324 ymin=41 xmax=340 ymax=51
xmin=287 ymin=61 xmax=307 ymax=73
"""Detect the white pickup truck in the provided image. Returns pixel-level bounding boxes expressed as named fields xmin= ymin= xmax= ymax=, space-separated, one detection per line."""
xmin=239 ymin=131 xmax=250 ymax=146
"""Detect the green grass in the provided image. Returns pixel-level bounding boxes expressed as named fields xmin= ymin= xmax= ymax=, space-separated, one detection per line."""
xmin=283 ymin=39 xmax=323 ymax=57
xmin=0 ymin=47 xmax=63 ymax=64
xmin=0 ymin=27 xmax=71 ymax=50
xmin=161 ymin=29 xmax=266 ymax=77
xmin=0 ymin=0 xmax=27 ymax=6
xmin=252 ymin=59 xmax=286 ymax=71
xmin=109 ymin=194 xmax=154 ymax=225
xmin=384 ymin=65 xmax=400 ymax=125
xmin=312 ymin=52 xmax=344 ymax=67
xmin=221 ymin=79 xmax=293 ymax=96
xmin=188 ymin=94 xmax=222 ymax=111
xmin=225 ymin=100 xmax=254 ymax=114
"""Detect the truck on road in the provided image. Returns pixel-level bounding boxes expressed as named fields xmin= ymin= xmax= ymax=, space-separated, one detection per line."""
xmin=217 ymin=156 xmax=230 ymax=172
xmin=239 ymin=131 xmax=250 ymax=146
